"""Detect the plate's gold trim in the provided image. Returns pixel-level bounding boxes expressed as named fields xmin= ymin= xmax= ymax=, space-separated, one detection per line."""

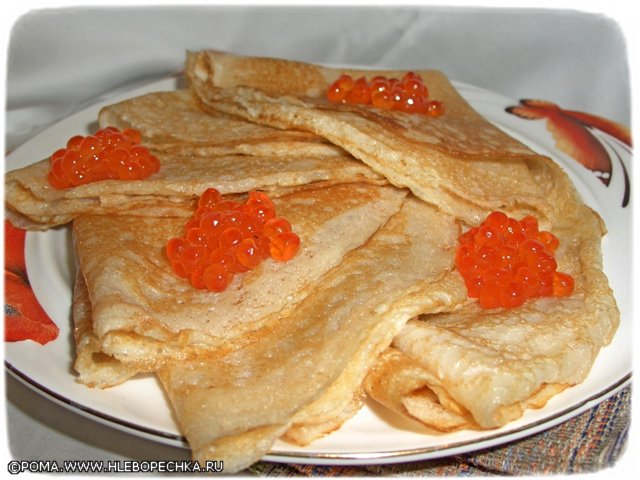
xmin=266 ymin=374 xmax=631 ymax=462
xmin=6 ymin=359 xmax=630 ymax=463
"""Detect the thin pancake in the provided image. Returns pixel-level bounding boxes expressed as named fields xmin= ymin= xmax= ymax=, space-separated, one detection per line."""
xmin=187 ymin=50 xmax=555 ymax=226
xmin=157 ymin=196 xmax=467 ymax=473
xmin=364 ymin=347 xmax=568 ymax=431
xmin=5 ymin=149 xmax=385 ymax=230
xmin=72 ymin=183 xmax=407 ymax=386
xmin=72 ymin=269 xmax=140 ymax=387
xmin=365 ymin=159 xmax=619 ymax=429
xmin=5 ymin=150 xmax=386 ymax=230
xmin=98 ymin=90 xmax=345 ymax=158
xmin=6 ymin=86 xmax=386 ymax=231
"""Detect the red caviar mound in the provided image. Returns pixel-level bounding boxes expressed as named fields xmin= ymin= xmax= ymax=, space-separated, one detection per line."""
xmin=166 ymin=189 xmax=301 ymax=292
xmin=47 ymin=127 xmax=160 ymax=189
xmin=327 ymin=72 xmax=443 ymax=117
xmin=455 ymin=211 xmax=574 ymax=309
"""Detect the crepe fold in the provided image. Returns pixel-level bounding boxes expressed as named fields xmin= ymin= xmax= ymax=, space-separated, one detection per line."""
xmin=364 ymin=158 xmax=619 ymax=431
xmin=5 ymin=91 xmax=385 ymax=231
xmin=98 ymin=89 xmax=344 ymax=158
xmin=72 ymin=269 xmax=141 ymax=387
xmin=186 ymin=50 xmax=556 ymax=226
xmin=72 ymin=183 xmax=407 ymax=387
xmin=157 ymin=196 xmax=467 ymax=473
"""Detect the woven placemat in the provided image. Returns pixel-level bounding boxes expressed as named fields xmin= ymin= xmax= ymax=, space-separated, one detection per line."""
xmin=249 ymin=385 xmax=630 ymax=476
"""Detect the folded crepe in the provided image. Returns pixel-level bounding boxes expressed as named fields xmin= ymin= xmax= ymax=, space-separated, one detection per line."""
xmin=157 ymin=196 xmax=468 ymax=473
xmin=5 ymin=91 xmax=385 ymax=231
xmin=98 ymin=89 xmax=345 ymax=158
xmin=364 ymin=157 xmax=619 ymax=431
xmin=72 ymin=183 xmax=407 ymax=387
xmin=186 ymin=50 xmax=556 ymax=226
xmin=73 ymin=269 xmax=140 ymax=387
xmin=364 ymin=347 xmax=568 ymax=431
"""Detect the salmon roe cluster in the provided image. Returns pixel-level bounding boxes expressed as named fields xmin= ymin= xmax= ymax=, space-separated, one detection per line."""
xmin=327 ymin=72 xmax=443 ymax=116
xmin=166 ymin=188 xmax=301 ymax=292
xmin=456 ymin=211 xmax=575 ymax=309
xmin=47 ymin=127 xmax=160 ymax=189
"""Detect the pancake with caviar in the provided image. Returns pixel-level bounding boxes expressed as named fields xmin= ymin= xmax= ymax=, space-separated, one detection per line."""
xmin=72 ymin=183 xmax=407 ymax=386
xmin=158 ymin=196 xmax=467 ymax=473
xmin=6 ymin=150 xmax=385 ymax=231
xmin=364 ymin=158 xmax=619 ymax=431
xmin=5 ymin=93 xmax=385 ymax=231
xmin=186 ymin=50 xmax=557 ymax=226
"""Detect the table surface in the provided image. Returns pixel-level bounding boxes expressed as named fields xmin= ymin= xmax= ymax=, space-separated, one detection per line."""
xmin=3 ymin=6 xmax=634 ymax=477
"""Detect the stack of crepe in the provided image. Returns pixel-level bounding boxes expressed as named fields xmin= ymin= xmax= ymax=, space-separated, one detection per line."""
xmin=4 ymin=50 xmax=619 ymax=473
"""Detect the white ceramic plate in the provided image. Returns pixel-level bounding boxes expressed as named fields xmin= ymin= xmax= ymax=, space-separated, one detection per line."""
xmin=4 ymin=77 xmax=632 ymax=466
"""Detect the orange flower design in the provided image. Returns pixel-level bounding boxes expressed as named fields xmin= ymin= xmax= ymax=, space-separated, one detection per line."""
xmin=506 ymin=99 xmax=631 ymax=187
xmin=4 ymin=220 xmax=59 ymax=345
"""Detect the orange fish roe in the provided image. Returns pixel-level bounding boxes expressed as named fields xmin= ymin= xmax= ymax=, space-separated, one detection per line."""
xmin=47 ymin=127 xmax=160 ymax=189
xmin=166 ymin=188 xmax=301 ymax=292
xmin=327 ymin=72 xmax=443 ymax=117
xmin=455 ymin=211 xmax=575 ymax=309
